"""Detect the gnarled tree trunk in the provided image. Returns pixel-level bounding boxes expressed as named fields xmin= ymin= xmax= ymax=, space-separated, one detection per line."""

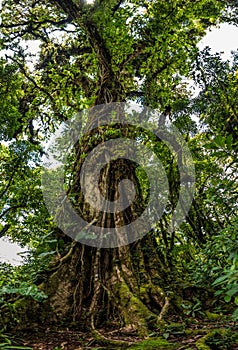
xmin=30 ymin=0 xmax=172 ymax=338
xmin=40 ymin=96 xmax=171 ymax=339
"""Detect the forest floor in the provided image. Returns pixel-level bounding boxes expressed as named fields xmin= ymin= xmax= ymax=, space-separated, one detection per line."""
xmin=7 ymin=317 xmax=238 ymax=350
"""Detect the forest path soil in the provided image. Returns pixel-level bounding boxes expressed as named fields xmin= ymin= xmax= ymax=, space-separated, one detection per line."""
xmin=11 ymin=319 xmax=238 ymax=350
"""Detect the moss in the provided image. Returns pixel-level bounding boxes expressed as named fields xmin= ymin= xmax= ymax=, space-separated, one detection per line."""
xmin=139 ymin=285 xmax=150 ymax=304
xmin=196 ymin=329 xmax=238 ymax=350
xmin=204 ymin=311 xmax=222 ymax=320
xmin=40 ymin=265 xmax=74 ymax=321
xmin=205 ymin=329 xmax=238 ymax=349
xmin=128 ymin=337 xmax=177 ymax=349
xmin=196 ymin=335 xmax=211 ymax=350
xmin=185 ymin=329 xmax=207 ymax=336
xmin=117 ymin=280 xmax=158 ymax=337
xmin=13 ymin=297 xmax=30 ymax=311
xmin=12 ymin=297 xmax=40 ymax=327
xmin=163 ymin=322 xmax=185 ymax=332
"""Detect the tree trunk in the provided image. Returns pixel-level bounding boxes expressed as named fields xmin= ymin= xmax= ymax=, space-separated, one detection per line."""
xmin=35 ymin=0 xmax=172 ymax=338
xmin=38 ymin=100 xmax=174 ymax=340
xmin=39 ymin=98 xmax=173 ymax=337
xmin=41 ymin=237 xmax=170 ymax=336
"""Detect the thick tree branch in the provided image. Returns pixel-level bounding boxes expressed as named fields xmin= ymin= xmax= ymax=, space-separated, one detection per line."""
xmin=37 ymin=46 xmax=92 ymax=70
xmin=52 ymin=0 xmax=84 ymax=19
xmin=0 ymin=170 xmax=17 ymax=200
xmin=126 ymin=91 xmax=144 ymax=98
xmin=50 ymin=0 xmax=115 ymax=101
xmin=0 ymin=224 xmax=10 ymax=238
xmin=112 ymin=0 xmax=124 ymax=14
xmin=119 ymin=43 xmax=147 ymax=70
xmin=0 ymin=206 xmax=22 ymax=220
xmin=0 ymin=17 xmax=71 ymax=29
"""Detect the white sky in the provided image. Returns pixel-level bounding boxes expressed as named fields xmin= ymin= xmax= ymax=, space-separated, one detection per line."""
xmin=0 ymin=22 xmax=237 ymax=266
xmin=0 ymin=237 xmax=26 ymax=266
xmin=198 ymin=23 xmax=238 ymax=60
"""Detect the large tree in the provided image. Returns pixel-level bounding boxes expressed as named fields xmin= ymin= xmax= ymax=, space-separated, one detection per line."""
xmin=0 ymin=0 xmax=236 ymax=340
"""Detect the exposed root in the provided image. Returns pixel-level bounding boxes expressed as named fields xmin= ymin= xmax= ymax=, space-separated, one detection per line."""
xmin=89 ymin=248 xmax=101 ymax=331
xmin=91 ymin=328 xmax=135 ymax=346
xmin=158 ymin=296 xmax=170 ymax=321
xmin=73 ymin=245 xmax=85 ymax=321
xmin=87 ymin=249 xmax=137 ymax=347
xmin=59 ymin=241 xmax=77 ymax=264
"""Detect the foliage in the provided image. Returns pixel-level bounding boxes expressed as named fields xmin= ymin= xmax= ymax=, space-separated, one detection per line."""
xmin=192 ymin=48 xmax=238 ymax=147
xmin=0 ymin=282 xmax=47 ymax=302
xmin=202 ymin=329 xmax=238 ymax=350
xmin=181 ymin=299 xmax=204 ymax=318
xmin=0 ymin=329 xmax=32 ymax=350
xmin=183 ymin=217 xmax=238 ymax=320
xmin=212 ymin=229 xmax=238 ymax=320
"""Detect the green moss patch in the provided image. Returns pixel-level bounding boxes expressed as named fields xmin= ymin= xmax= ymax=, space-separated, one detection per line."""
xmin=128 ymin=337 xmax=176 ymax=349
xmin=196 ymin=329 xmax=238 ymax=350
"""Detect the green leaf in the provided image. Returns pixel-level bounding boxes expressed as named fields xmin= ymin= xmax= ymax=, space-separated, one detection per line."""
xmin=226 ymin=135 xmax=233 ymax=150
xmin=232 ymin=307 xmax=238 ymax=321
xmin=38 ymin=251 xmax=56 ymax=258
xmin=224 ymin=295 xmax=231 ymax=303
xmin=163 ymin=333 xmax=170 ymax=340
xmin=226 ymin=288 xmax=238 ymax=297
xmin=213 ymin=275 xmax=228 ymax=286
xmin=213 ymin=135 xmax=225 ymax=148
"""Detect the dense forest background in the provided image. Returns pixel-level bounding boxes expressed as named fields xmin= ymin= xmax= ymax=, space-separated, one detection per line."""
xmin=0 ymin=0 xmax=238 ymax=349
